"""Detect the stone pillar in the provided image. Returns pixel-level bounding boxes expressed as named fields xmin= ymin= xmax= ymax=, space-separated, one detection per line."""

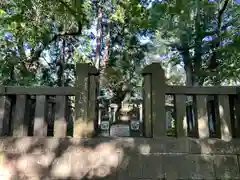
xmin=74 ymin=63 xmax=99 ymax=137
xmin=174 ymin=95 xmax=188 ymax=137
xmin=12 ymin=95 xmax=28 ymax=136
xmin=142 ymin=62 xmax=166 ymax=138
xmin=235 ymin=87 xmax=240 ymax=137
xmin=54 ymin=96 xmax=67 ymax=137
xmin=218 ymin=95 xmax=232 ymax=141
xmin=88 ymin=66 xmax=99 ymax=136
xmin=34 ymin=95 xmax=48 ymax=136
xmin=0 ymin=94 xmax=11 ymax=136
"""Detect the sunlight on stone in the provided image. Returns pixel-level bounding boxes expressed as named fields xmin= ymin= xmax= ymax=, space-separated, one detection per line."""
xmin=17 ymin=154 xmax=44 ymax=177
xmin=0 ymin=152 xmax=56 ymax=179
xmin=69 ymin=137 xmax=83 ymax=145
xmin=34 ymin=117 xmax=47 ymax=135
xmin=15 ymin=137 xmax=37 ymax=153
xmin=51 ymin=142 xmax=124 ymax=179
xmin=183 ymin=115 xmax=188 ymax=135
xmin=147 ymin=92 xmax=151 ymax=98
xmin=208 ymin=139 xmax=217 ymax=145
xmin=0 ymin=153 xmax=15 ymax=180
xmin=0 ymin=138 xmax=133 ymax=179
xmin=87 ymin=143 xmax=124 ymax=178
xmin=138 ymin=144 xmax=150 ymax=155
xmin=0 ymin=110 xmax=4 ymax=119
xmin=0 ymin=166 xmax=12 ymax=180
xmin=37 ymin=153 xmax=55 ymax=167
xmin=115 ymin=138 xmax=135 ymax=149
xmin=74 ymin=119 xmax=94 ymax=137
xmin=219 ymin=105 xmax=231 ymax=141
xmin=222 ymin=125 xmax=231 ymax=141
xmin=54 ymin=120 xmax=67 ymax=137
xmin=219 ymin=105 xmax=224 ymax=118
xmin=200 ymin=142 xmax=212 ymax=157
xmin=198 ymin=116 xmax=209 ymax=139
xmin=44 ymin=138 xmax=60 ymax=151
xmin=51 ymin=156 xmax=72 ymax=178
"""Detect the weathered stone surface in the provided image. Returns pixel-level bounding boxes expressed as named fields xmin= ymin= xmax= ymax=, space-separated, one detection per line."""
xmin=214 ymin=155 xmax=240 ymax=179
xmin=134 ymin=137 xmax=189 ymax=153
xmin=110 ymin=124 xmax=130 ymax=137
xmin=211 ymin=139 xmax=240 ymax=154
xmin=134 ymin=138 xmax=165 ymax=154
xmin=178 ymin=155 xmax=215 ymax=179
xmin=141 ymin=154 xmax=164 ymax=179
xmin=188 ymin=138 xmax=240 ymax=154
xmin=117 ymin=153 xmax=142 ymax=178
xmin=0 ymin=137 xmax=61 ymax=153
xmin=163 ymin=137 xmax=189 ymax=153
xmin=162 ymin=154 xmax=181 ymax=179
xmin=188 ymin=138 xmax=213 ymax=154
xmin=0 ymin=137 xmax=239 ymax=179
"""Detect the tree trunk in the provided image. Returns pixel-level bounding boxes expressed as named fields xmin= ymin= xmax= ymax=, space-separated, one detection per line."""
xmin=99 ymin=10 xmax=110 ymax=88
xmin=185 ymin=63 xmax=193 ymax=86
xmin=180 ymin=45 xmax=194 ymax=86
xmin=95 ymin=6 xmax=103 ymax=70
xmin=193 ymin=0 xmax=202 ymax=86
xmin=57 ymin=38 xmax=65 ymax=87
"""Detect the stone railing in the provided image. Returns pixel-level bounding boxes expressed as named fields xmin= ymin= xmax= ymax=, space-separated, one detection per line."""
xmin=0 ymin=62 xmax=239 ymax=179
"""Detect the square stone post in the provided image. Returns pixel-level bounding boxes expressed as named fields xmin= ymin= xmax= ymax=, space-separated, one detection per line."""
xmin=142 ymin=62 xmax=166 ymax=138
xmin=74 ymin=63 xmax=99 ymax=137
xmin=0 ymin=93 xmax=11 ymax=136
xmin=33 ymin=95 xmax=48 ymax=136
xmin=218 ymin=94 xmax=232 ymax=141
xmin=12 ymin=95 xmax=28 ymax=136
xmin=234 ymin=87 xmax=240 ymax=137
xmin=54 ymin=96 xmax=67 ymax=137
xmin=88 ymin=66 xmax=99 ymax=136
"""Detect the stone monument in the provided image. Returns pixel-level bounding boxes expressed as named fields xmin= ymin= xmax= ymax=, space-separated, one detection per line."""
xmin=110 ymin=103 xmax=131 ymax=136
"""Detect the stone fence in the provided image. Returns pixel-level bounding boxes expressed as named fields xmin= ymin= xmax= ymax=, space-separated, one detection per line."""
xmin=0 ymin=62 xmax=239 ymax=179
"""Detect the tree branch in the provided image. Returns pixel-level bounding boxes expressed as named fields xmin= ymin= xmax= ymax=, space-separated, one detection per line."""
xmin=208 ymin=0 xmax=229 ymax=69
xmin=31 ymin=30 xmax=82 ymax=62
xmin=203 ymin=20 xmax=234 ymax=37
xmin=31 ymin=0 xmax=82 ymax=62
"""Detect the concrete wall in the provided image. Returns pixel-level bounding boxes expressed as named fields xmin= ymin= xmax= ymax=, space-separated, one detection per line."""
xmin=1 ymin=137 xmax=240 ymax=179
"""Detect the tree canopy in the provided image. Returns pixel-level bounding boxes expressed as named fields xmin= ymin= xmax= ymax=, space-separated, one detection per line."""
xmin=0 ymin=0 xmax=239 ymax=97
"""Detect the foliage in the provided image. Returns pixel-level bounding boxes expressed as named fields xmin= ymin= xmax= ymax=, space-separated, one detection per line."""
xmin=97 ymin=0 xmax=151 ymax=101
xmin=0 ymin=0 xmax=239 ymax=90
xmin=0 ymin=0 xmax=92 ymax=85
xmin=150 ymin=0 xmax=240 ymax=85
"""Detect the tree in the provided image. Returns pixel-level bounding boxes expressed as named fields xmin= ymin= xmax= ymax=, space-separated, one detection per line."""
xmin=150 ymin=0 xmax=240 ymax=86
xmin=0 ymin=0 xmax=93 ymax=86
xmin=95 ymin=0 xmax=151 ymax=104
